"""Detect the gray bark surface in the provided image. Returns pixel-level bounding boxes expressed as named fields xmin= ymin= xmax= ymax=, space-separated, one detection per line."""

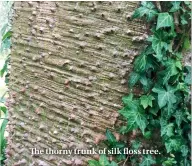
xmin=6 ymin=2 xmax=145 ymax=165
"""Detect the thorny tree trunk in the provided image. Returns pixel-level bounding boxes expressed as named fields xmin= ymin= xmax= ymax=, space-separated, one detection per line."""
xmin=6 ymin=2 xmax=146 ymax=166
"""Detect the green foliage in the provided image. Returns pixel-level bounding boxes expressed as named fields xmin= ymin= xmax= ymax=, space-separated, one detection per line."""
xmin=132 ymin=2 xmax=157 ymax=21
xmin=104 ymin=129 xmax=126 ymax=161
xmin=119 ymin=96 xmax=147 ymax=135
xmin=0 ymin=2 xmax=12 ymax=165
xmin=119 ymin=1 xmax=191 ymax=165
xmin=2 ymin=31 xmax=12 ymax=42
xmin=140 ymin=95 xmax=154 ymax=109
xmin=0 ymin=106 xmax=8 ymax=164
xmin=88 ymin=155 xmax=118 ymax=166
xmin=140 ymin=155 xmax=156 ymax=166
xmin=156 ymin=13 xmax=174 ymax=30
xmin=90 ymin=1 xmax=191 ymax=166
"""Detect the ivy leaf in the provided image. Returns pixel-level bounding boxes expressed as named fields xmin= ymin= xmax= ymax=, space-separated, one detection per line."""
xmin=88 ymin=160 xmax=100 ymax=166
xmin=165 ymin=138 xmax=181 ymax=153
xmin=152 ymin=85 xmax=177 ymax=115
xmin=184 ymin=66 xmax=191 ymax=84
xmin=180 ymin=15 xmax=188 ymax=25
xmin=119 ymin=107 xmax=138 ymax=133
xmin=132 ymin=2 xmax=158 ymax=21
xmin=128 ymin=71 xmax=140 ymax=87
xmin=131 ymin=140 xmax=141 ymax=150
xmin=150 ymin=30 xmax=168 ymax=60
xmin=174 ymin=110 xmax=184 ymax=127
xmin=139 ymin=75 xmax=153 ymax=93
xmin=181 ymin=145 xmax=188 ymax=157
xmin=156 ymin=13 xmax=174 ymax=30
xmin=176 ymin=82 xmax=189 ymax=93
xmin=99 ymin=155 xmax=109 ymax=166
xmin=140 ymin=95 xmax=155 ymax=109
xmin=161 ymin=122 xmax=174 ymax=137
xmin=134 ymin=51 xmax=156 ymax=73
xmin=134 ymin=53 xmax=147 ymax=73
xmin=110 ymin=161 xmax=118 ymax=166
xmin=105 ymin=129 xmax=116 ymax=144
xmin=160 ymin=59 xmax=180 ymax=84
xmin=183 ymin=36 xmax=191 ymax=51
xmin=116 ymin=154 xmax=126 ymax=162
xmin=119 ymin=103 xmax=147 ymax=134
xmin=149 ymin=105 xmax=159 ymax=116
xmin=122 ymin=94 xmax=134 ymax=107
xmin=140 ymin=155 xmax=156 ymax=166
xmin=144 ymin=131 xmax=152 ymax=139
xmin=162 ymin=158 xmax=177 ymax=166
xmin=170 ymin=1 xmax=181 ymax=12
xmin=119 ymin=125 xmax=132 ymax=134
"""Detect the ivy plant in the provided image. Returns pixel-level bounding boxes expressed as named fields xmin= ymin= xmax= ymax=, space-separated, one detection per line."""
xmin=88 ymin=154 xmax=118 ymax=166
xmin=89 ymin=1 xmax=191 ymax=166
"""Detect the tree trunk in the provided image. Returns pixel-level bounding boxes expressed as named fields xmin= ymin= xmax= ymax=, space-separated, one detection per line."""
xmin=6 ymin=2 xmax=145 ymax=165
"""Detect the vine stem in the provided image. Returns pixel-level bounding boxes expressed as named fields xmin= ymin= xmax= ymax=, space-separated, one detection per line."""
xmin=174 ymin=28 xmax=191 ymax=52
xmin=123 ymin=156 xmax=129 ymax=166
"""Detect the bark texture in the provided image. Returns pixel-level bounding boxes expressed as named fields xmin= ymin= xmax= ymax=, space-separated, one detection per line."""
xmin=6 ymin=2 xmax=145 ymax=165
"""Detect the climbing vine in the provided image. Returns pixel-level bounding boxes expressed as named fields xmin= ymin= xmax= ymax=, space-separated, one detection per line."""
xmin=89 ymin=1 xmax=191 ymax=166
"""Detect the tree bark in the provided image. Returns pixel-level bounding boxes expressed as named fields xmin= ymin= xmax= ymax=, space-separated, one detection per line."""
xmin=6 ymin=1 xmax=145 ymax=165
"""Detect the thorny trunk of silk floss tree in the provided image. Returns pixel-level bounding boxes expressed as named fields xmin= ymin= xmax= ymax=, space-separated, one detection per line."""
xmin=5 ymin=2 xmax=146 ymax=166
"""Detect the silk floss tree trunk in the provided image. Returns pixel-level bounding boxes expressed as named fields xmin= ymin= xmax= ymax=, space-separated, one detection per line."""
xmin=6 ymin=1 xmax=146 ymax=166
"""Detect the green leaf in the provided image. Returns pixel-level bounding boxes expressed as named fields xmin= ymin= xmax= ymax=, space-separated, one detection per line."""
xmin=165 ymin=138 xmax=181 ymax=153
xmin=162 ymin=158 xmax=177 ymax=166
xmin=2 ymin=31 xmax=12 ymax=42
xmin=122 ymin=94 xmax=134 ymax=106
xmin=139 ymin=75 xmax=148 ymax=86
xmin=134 ymin=53 xmax=147 ymax=73
xmin=88 ymin=160 xmax=100 ymax=166
xmin=116 ymin=154 xmax=126 ymax=161
xmin=161 ymin=123 xmax=174 ymax=137
xmin=119 ymin=125 xmax=131 ymax=134
xmin=150 ymin=30 xmax=168 ymax=60
xmin=144 ymin=131 xmax=152 ymax=139
xmin=115 ymin=142 xmax=126 ymax=149
xmin=132 ymin=2 xmax=158 ymax=21
xmin=140 ymin=95 xmax=155 ymax=109
xmin=131 ymin=140 xmax=141 ymax=150
xmin=128 ymin=71 xmax=140 ymax=87
xmin=119 ymin=103 xmax=147 ymax=134
xmin=0 ymin=60 xmax=8 ymax=78
xmin=0 ymin=106 xmax=7 ymax=114
xmin=160 ymin=59 xmax=180 ymax=84
xmin=105 ymin=129 xmax=116 ymax=144
xmin=170 ymin=2 xmax=181 ymax=12
xmin=149 ymin=105 xmax=159 ymax=116
xmin=183 ymin=36 xmax=190 ymax=50
xmin=181 ymin=145 xmax=188 ymax=157
xmin=184 ymin=66 xmax=191 ymax=84
xmin=0 ymin=118 xmax=8 ymax=152
xmin=99 ymin=155 xmax=109 ymax=166
xmin=140 ymin=155 xmax=156 ymax=166
xmin=174 ymin=110 xmax=183 ymax=127
xmin=119 ymin=107 xmax=138 ymax=133
xmin=152 ymin=85 xmax=177 ymax=115
xmin=110 ymin=161 xmax=118 ymax=166
xmin=156 ymin=13 xmax=174 ymax=30
xmin=181 ymin=15 xmax=188 ymax=25
xmin=139 ymin=75 xmax=154 ymax=93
